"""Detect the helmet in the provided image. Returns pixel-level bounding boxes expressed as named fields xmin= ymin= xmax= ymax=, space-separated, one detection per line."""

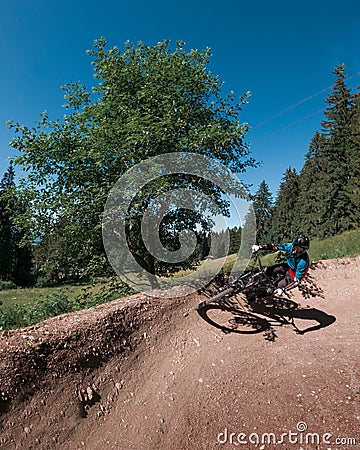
xmin=292 ymin=234 xmax=310 ymax=255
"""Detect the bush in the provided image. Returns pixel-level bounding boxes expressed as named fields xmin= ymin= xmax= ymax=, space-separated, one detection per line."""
xmin=0 ymin=293 xmax=78 ymax=330
xmin=0 ymin=278 xmax=134 ymax=331
xmin=0 ymin=280 xmax=17 ymax=291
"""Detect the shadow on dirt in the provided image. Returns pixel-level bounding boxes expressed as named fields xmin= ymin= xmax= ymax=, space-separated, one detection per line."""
xmin=298 ymin=266 xmax=325 ymax=300
xmin=197 ymin=303 xmax=270 ymax=335
xmin=196 ymin=296 xmax=336 ymax=342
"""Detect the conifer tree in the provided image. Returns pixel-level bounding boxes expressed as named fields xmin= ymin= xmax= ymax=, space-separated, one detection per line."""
xmin=229 ymin=226 xmax=242 ymax=255
xmin=0 ymin=164 xmax=16 ymax=280
xmin=0 ymin=163 xmax=33 ymax=285
xmin=346 ymin=85 xmax=360 ymax=227
xmin=297 ymin=131 xmax=327 ymax=237
xmin=320 ymin=63 xmax=356 ymax=236
xmin=271 ymin=168 xmax=300 ymax=242
xmin=252 ymin=180 xmax=274 ymax=243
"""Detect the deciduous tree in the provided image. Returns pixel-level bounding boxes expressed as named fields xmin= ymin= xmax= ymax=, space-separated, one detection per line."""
xmin=9 ymin=39 xmax=256 ymax=282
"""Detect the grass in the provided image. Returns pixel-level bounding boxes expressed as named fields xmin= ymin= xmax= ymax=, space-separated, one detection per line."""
xmin=0 ymin=278 xmax=133 ymax=331
xmin=308 ymin=229 xmax=360 ymax=261
xmin=0 ymin=282 xmax=107 ymax=308
xmin=0 ymin=228 xmax=359 ymax=330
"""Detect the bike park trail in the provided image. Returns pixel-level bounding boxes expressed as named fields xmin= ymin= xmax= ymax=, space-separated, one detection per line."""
xmin=0 ymin=256 xmax=359 ymax=449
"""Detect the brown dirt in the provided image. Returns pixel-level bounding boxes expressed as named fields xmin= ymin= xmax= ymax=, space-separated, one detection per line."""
xmin=0 ymin=257 xmax=359 ymax=450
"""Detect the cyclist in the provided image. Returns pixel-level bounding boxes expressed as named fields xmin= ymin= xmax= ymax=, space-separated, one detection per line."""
xmin=251 ymin=234 xmax=310 ymax=296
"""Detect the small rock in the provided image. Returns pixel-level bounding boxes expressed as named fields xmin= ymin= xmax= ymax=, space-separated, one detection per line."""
xmin=86 ymin=386 xmax=93 ymax=401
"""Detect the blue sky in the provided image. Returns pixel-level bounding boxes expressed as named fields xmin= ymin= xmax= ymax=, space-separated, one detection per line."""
xmin=1 ymin=0 xmax=359 ymax=197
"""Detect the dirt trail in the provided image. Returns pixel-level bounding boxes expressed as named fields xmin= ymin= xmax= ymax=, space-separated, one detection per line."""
xmin=0 ymin=257 xmax=359 ymax=450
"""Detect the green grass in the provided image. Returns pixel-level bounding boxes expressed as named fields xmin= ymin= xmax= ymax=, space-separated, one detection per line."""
xmin=308 ymin=229 xmax=360 ymax=261
xmin=1 ymin=229 xmax=359 ymax=330
xmin=0 ymin=279 xmax=134 ymax=331
xmin=0 ymin=285 xmax=86 ymax=308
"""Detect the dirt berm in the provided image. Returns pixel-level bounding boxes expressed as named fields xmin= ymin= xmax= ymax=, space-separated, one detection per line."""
xmin=0 ymin=257 xmax=359 ymax=450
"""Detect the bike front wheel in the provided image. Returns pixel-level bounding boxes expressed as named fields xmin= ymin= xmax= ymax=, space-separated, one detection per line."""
xmin=195 ymin=286 xmax=235 ymax=310
xmin=196 ymin=303 xmax=270 ymax=334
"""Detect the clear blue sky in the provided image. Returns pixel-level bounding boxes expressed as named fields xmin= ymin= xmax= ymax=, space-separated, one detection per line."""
xmin=1 ymin=0 xmax=359 ymax=196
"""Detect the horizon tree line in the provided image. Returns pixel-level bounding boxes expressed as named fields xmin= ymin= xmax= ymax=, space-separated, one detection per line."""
xmin=1 ymin=57 xmax=359 ymax=286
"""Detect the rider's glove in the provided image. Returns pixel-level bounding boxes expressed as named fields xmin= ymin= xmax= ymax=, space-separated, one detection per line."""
xmin=273 ymin=288 xmax=284 ymax=297
xmin=252 ymin=245 xmax=260 ymax=253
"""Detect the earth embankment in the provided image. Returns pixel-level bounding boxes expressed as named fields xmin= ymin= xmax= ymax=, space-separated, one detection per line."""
xmin=0 ymin=257 xmax=359 ymax=449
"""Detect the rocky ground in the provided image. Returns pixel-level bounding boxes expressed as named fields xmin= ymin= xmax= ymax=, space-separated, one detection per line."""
xmin=0 ymin=257 xmax=359 ymax=450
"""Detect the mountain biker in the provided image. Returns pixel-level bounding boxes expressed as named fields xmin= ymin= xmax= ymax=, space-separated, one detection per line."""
xmin=251 ymin=234 xmax=310 ymax=297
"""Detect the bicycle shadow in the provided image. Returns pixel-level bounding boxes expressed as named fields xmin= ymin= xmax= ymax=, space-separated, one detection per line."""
xmin=197 ymin=302 xmax=270 ymax=335
xmin=196 ymin=296 xmax=336 ymax=341
xmin=251 ymin=298 xmax=336 ymax=340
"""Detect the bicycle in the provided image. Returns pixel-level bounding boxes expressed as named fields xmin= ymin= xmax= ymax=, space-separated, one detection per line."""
xmin=196 ymin=251 xmax=283 ymax=309
xmin=195 ymin=252 xmax=299 ymax=334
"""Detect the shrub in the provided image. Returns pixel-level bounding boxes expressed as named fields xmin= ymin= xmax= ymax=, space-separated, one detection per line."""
xmin=0 ymin=280 xmax=17 ymax=291
xmin=0 ymin=278 xmax=134 ymax=330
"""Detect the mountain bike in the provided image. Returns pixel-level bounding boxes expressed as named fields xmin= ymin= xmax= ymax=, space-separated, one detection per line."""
xmin=195 ymin=252 xmax=298 ymax=334
xmin=196 ymin=251 xmax=281 ymax=310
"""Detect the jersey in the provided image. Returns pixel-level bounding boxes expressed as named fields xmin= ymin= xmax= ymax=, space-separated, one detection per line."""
xmin=276 ymin=243 xmax=309 ymax=280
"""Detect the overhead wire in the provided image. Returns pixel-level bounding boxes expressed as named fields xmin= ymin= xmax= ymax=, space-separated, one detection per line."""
xmin=257 ymin=109 xmax=324 ymax=140
xmin=249 ymin=71 xmax=360 ymax=137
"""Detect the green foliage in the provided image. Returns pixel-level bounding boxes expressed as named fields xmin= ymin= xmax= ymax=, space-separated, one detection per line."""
xmin=229 ymin=226 xmax=242 ymax=254
xmin=0 ymin=280 xmax=17 ymax=291
xmin=0 ymin=164 xmax=34 ymax=286
xmin=318 ymin=63 xmax=357 ymax=236
xmin=346 ymin=88 xmax=360 ymax=219
xmin=200 ymin=226 xmax=243 ymax=259
xmin=297 ymin=132 xmax=327 ymax=237
xmin=8 ymin=39 xmax=255 ymax=283
xmin=251 ymin=180 xmax=274 ymax=242
xmin=269 ymin=64 xmax=359 ymax=242
xmin=0 ymin=293 xmax=75 ymax=330
xmin=271 ymin=168 xmax=300 ymax=241
xmin=0 ymin=278 xmax=134 ymax=330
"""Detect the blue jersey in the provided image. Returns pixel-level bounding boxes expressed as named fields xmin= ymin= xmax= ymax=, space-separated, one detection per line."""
xmin=277 ymin=243 xmax=309 ymax=279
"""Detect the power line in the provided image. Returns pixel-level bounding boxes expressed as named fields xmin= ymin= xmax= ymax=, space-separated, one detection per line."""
xmin=251 ymin=71 xmax=360 ymax=131
xmin=256 ymin=109 xmax=324 ymax=141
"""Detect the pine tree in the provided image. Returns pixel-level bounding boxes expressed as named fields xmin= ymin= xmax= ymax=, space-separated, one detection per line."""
xmin=271 ymin=168 xmax=300 ymax=242
xmin=346 ymin=85 xmax=360 ymax=227
xmin=0 ymin=163 xmax=16 ymax=280
xmin=297 ymin=131 xmax=327 ymax=237
xmin=229 ymin=226 xmax=242 ymax=255
xmin=0 ymin=163 xmax=33 ymax=285
xmin=252 ymin=180 xmax=274 ymax=243
xmin=320 ymin=63 xmax=356 ymax=236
